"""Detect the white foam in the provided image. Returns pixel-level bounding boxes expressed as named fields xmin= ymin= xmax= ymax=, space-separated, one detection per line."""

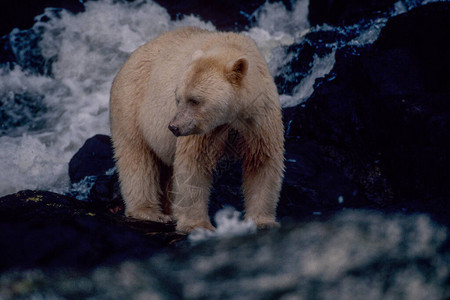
xmin=69 ymin=175 xmax=96 ymax=201
xmin=252 ymin=0 xmax=309 ymax=38
xmin=189 ymin=207 xmax=257 ymax=243
xmin=245 ymin=0 xmax=309 ymax=69
xmin=348 ymin=18 xmax=389 ymax=47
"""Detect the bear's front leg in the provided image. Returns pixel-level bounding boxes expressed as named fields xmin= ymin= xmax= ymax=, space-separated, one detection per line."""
xmin=241 ymin=134 xmax=285 ymax=229
xmin=172 ymin=164 xmax=214 ymax=233
xmin=114 ymin=138 xmax=173 ymax=223
xmin=172 ymin=138 xmax=217 ymax=233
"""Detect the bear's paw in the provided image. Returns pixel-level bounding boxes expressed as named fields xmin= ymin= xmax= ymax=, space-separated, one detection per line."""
xmin=176 ymin=220 xmax=215 ymax=234
xmin=126 ymin=207 xmax=173 ymax=223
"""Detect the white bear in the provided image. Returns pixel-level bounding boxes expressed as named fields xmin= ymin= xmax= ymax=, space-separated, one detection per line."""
xmin=110 ymin=27 xmax=285 ymax=233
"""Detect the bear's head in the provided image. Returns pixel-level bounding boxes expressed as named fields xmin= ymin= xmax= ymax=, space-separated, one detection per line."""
xmin=168 ymin=49 xmax=248 ymax=137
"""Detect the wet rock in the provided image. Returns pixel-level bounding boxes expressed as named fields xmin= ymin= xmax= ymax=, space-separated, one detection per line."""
xmin=67 ymin=134 xmax=123 ymax=210
xmin=69 ymin=134 xmax=115 ymax=184
xmin=279 ymin=139 xmax=372 ymax=222
xmin=0 ymin=0 xmax=84 ymax=37
xmin=153 ymin=0 xmax=292 ymax=31
xmin=284 ymin=2 xmax=450 ymax=225
xmin=0 ymin=190 xmax=181 ymax=272
xmin=375 ymin=1 xmax=450 ymax=93
xmin=2 ymin=210 xmax=448 ymax=299
xmin=308 ymin=0 xmax=398 ymax=26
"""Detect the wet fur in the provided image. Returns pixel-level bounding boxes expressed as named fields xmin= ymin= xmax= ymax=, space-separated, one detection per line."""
xmin=110 ymin=27 xmax=285 ymax=233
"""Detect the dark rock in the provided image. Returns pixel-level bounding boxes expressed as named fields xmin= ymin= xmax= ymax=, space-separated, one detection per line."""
xmin=0 ymin=0 xmax=85 ymax=37
xmin=209 ymin=159 xmax=245 ymax=222
xmin=153 ymin=0 xmax=292 ymax=31
xmin=279 ymin=139 xmax=371 ymax=222
xmin=308 ymin=0 xmax=398 ymax=26
xmin=2 ymin=210 xmax=448 ymax=299
xmin=154 ymin=0 xmax=262 ymax=31
xmin=0 ymin=36 xmax=16 ymax=69
xmin=67 ymin=134 xmax=122 ymax=208
xmin=88 ymin=172 xmax=122 ymax=208
xmin=375 ymin=2 xmax=450 ymax=93
xmin=284 ymin=2 xmax=450 ymax=225
xmin=69 ymin=134 xmax=115 ymax=184
xmin=0 ymin=190 xmax=181 ymax=272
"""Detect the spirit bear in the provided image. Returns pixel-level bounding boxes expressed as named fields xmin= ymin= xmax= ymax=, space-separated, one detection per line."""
xmin=110 ymin=27 xmax=284 ymax=233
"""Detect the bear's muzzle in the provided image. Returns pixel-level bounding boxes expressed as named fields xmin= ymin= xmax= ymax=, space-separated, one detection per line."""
xmin=168 ymin=124 xmax=181 ymax=137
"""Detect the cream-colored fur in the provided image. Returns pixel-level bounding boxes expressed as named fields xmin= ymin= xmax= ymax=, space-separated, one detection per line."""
xmin=110 ymin=27 xmax=285 ymax=233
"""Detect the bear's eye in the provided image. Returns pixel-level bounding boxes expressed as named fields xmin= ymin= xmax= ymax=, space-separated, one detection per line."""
xmin=188 ymin=98 xmax=200 ymax=106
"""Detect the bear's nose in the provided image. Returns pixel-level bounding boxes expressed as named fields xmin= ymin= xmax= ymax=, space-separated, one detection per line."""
xmin=168 ymin=124 xmax=180 ymax=137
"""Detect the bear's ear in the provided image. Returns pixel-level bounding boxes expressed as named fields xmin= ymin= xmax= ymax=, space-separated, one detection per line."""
xmin=226 ymin=57 xmax=248 ymax=84
xmin=191 ymin=50 xmax=204 ymax=61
